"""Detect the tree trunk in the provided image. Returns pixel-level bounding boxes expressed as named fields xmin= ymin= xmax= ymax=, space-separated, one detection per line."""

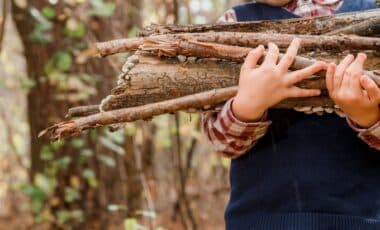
xmin=12 ymin=0 xmax=142 ymax=227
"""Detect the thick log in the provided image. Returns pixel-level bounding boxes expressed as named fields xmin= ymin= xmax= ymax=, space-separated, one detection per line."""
xmin=102 ymin=57 xmax=323 ymax=111
xmin=93 ymin=32 xmax=380 ymax=57
xmin=40 ymin=86 xmax=334 ymax=140
xmin=141 ymin=38 xmax=380 ymax=76
xmin=102 ymin=52 xmax=380 ymax=111
xmin=139 ymin=9 xmax=380 ymax=36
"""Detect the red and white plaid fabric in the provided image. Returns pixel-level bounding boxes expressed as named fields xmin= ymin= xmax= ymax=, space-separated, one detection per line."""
xmin=207 ymin=0 xmax=380 ymax=158
xmin=218 ymin=0 xmax=343 ymax=22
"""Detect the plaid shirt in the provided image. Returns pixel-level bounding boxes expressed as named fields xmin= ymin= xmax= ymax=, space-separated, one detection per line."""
xmin=204 ymin=0 xmax=380 ymax=158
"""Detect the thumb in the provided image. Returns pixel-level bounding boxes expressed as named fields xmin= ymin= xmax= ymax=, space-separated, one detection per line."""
xmin=360 ymin=75 xmax=380 ymax=102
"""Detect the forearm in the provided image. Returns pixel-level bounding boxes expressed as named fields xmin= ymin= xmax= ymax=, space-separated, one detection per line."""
xmin=202 ymin=99 xmax=271 ymax=158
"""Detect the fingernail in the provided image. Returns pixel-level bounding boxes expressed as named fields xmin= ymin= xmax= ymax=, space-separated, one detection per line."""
xmin=358 ymin=53 xmax=367 ymax=59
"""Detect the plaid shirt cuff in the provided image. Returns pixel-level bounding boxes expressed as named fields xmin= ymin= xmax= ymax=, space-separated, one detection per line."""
xmin=202 ymin=98 xmax=271 ymax=158
xmin=347 ymin=118 xmax=380 ymax=150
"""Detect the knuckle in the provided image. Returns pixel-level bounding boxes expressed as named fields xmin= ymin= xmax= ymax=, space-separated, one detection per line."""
xmin=284 ymin=55 xmax=294 ymax=64
xmin=344 ymin=70 xmax=353 ymax=77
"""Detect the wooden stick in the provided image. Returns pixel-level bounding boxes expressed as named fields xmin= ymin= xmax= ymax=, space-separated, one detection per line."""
xmin=326 ymin=16 xmax=380 ymax=36
xmin=141 ymin=38 xmax=380 ymax=81
xmin=40 ymin=87 xmax=334 ymax=140
xmin=93 ymin=32 xmax=380 ymax=57
xmin=66 ymin=105 xmax=100 ymax=117
xmin=139 ymin=9 xmax=380 ymax=36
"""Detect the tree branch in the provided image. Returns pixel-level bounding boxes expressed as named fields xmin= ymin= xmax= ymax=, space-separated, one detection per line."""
xmin=93 ymin=32 xmax=380 ymax=57
xmin=139 ymin=9 xmax=380 ymax=36
xmin=325 ymin=16 xmax=380 ymax=36
xmin=40 ymin=86 xmax=335 ymax=140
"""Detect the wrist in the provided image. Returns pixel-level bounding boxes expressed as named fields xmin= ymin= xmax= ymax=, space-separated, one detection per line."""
xmin=232 ymin=95 xmax=267 ymax=122
xmin=351 ymin=110 xmax=380 ymax=128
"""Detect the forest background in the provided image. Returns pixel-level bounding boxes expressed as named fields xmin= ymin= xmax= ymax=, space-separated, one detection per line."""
xmin=0 ymin=0 xmax=249 ymax=229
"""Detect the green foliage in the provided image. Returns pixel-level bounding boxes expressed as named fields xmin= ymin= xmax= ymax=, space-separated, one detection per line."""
xmin=79 ymin=148 xmax=94 ymax=158
xmin=88 ymin=0 xmax=116 ymax=17
xmin=45 ymin=51 xmax=73 ymax=75
xmin=64 ymin=18 xmax=86 ymax=39
xmin=99 ymin=134 xmax=125 ymax=155
xmin=124 ymin=218 xmax=143 ymax=230
xmin=41 ymin=6 xmax=56 ymax=19
xmin=29 ymin=7 xmax=53 ymax=43
xmin=18 ymin=76 xmax=36 ymax=91
xmin=97 ymin=154 xmax=116 ymax=168
xmin=57 ymin=209 xmax=84 ymax=226
xmin=57 ymin=156 xmax=72 ymax=169
xmin=83 ymin=169 xmax=98 ymax=187
xmin=64 ymin=187 xmax=81 ymax=203
xmin=71 ymin=138 xmax=85 ymax=149
xmin=40 ymin=145 xmax=54 ymax=161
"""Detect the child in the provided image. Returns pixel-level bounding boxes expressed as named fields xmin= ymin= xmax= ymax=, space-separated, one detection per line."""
xmin=203 ymin=0 xmax=380 ymax=229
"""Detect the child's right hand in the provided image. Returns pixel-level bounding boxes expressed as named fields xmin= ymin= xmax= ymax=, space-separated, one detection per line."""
xmin=232 ymin=38 xmax=326 ymax=122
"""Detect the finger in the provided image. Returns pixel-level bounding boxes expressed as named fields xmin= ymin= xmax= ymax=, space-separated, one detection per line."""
xmin=278 ymin=38 xmax=301 ymax=71
xmin=287 ymin=87 xmax=321 ymax=98
xmin=242 ymin=45 xmax=265 ymax=70
xmin=360 ymin=75 xmax=380 ymax=102
xmin=262 ymin=42 xmax=279 ymax=66
xmin=346 ymin=53 xmax=366 ymax=76
xmin=346 ymin=53 xmax=366 ymax=88
xmin=286 ymin=61 xmax=326 ymax=86
xmin=326 ymin=63 xmax=336 ymax=94
xmin=334 ymin=54 xmax=354 ymax=89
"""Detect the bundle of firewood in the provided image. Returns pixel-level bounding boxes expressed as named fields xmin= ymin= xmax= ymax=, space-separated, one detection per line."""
xmin=41 ymin=9 xmax=380 ymax=139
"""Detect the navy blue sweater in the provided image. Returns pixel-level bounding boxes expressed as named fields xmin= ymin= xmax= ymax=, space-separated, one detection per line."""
xmin=225 ymin=1 xmax=380 ymax=230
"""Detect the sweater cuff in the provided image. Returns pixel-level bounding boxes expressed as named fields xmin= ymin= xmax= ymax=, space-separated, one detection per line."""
xmin=347 ymin=118 xmax=380 ymax=148
xmin=223 ymin=98 xmax=271 ymax=135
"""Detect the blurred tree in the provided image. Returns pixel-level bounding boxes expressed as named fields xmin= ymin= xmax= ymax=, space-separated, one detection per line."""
xmin=11 ymin=0 xmax=143 ymax=227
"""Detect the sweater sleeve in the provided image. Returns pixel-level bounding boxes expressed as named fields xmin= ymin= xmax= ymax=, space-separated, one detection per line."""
xmin=202 ymin=99 xmax=271 ymax=158
xmin=217 ymin=9 xmax=237 ymax=23
xmin=347 ymin=119 xmax=380 ymax=151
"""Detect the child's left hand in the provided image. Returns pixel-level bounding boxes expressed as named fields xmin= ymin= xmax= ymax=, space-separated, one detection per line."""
xmin=326 ymin=53 xmax=380 ymax=128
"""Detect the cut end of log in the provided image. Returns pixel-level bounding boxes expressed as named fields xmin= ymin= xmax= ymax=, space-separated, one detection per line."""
xmin=38 ymin=121 xmax=82 ymax=140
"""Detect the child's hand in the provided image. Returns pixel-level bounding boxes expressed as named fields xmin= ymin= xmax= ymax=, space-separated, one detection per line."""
xmin=232 ymin=38 xmax=325 ymax=122
xmin=326 ymin=54 xmax=380 ymax=128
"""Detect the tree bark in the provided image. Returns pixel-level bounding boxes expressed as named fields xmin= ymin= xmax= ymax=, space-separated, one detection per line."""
xmin=139 ymin=9 xmax=380 ymax=36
